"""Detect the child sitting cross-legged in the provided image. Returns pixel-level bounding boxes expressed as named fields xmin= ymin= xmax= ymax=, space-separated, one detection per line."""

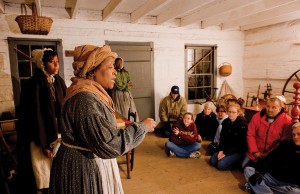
xmin=165 ymin=112 xmax=201 ymax=158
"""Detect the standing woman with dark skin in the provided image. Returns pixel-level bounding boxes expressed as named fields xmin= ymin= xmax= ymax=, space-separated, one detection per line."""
xmin=112 ymin=57 xmax=139 ymax=121
xmin=17 ymin=49 xmax=67 ymax=194
xmin=49 ymin=45 xmax=156 ymax=194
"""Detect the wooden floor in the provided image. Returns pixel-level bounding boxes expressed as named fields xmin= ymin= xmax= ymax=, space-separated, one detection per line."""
xmin=118 ymin=133 xmax=247 ymax=194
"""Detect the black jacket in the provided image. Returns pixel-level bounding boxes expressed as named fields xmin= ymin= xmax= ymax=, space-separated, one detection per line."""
xmin=254 ymin=140 xmax=300 ymax=186
xmin=195 ymin=111 xmax=217 ymax=141
xmin=218 ymin=116 xmax=248 ymax=156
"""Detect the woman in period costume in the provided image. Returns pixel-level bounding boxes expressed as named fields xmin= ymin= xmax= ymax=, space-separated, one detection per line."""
xmin=49 ymin=45 xmax=156 ymax=194
xmin=17 ymin=49 xmax=67 ymax=194
xmin=112 ymin=57 xmax=139 ymax=121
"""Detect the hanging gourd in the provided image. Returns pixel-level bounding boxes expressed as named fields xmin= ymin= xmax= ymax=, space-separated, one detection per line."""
xmin=219 ymin=62 xmax=232 ymax=77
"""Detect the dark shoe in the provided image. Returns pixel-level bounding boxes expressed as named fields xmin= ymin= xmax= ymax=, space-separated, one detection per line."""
xmin=244 ymin=182 xmax=255 ymax=193
xmin=164 ymin=146 xmax=170 ymax=157
xmin=164 ymin=146 xmax=175 ymax=157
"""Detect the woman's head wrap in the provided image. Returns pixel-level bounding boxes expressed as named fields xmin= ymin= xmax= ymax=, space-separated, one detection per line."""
xmin=31 ymin=48 xmax=53 ymax=74
xmin=72 ymin=45 xmax=117 ymax=78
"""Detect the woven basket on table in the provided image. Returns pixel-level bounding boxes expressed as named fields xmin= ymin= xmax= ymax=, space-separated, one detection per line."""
xmin=15 ymin=3 xmax=53 ymax=35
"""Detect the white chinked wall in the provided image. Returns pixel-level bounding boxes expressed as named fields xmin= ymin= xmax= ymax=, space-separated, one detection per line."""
xmin=0 ymin=4 xmax=299 ymax=120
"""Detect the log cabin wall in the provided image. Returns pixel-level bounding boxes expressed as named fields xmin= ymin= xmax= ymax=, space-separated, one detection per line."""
xmin=1 ymin=3 xmax=281 ymax=120
xmin=244 ymin=20 xmax=300 ymax=105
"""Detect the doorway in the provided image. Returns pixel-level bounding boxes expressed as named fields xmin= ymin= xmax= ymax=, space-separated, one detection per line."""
xmin=107 ymin=41 xmax=154 ymax=119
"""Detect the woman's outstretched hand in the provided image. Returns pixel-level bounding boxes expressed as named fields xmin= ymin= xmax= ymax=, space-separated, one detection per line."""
xmin=141 ymin=118 xmax=156 ymax=132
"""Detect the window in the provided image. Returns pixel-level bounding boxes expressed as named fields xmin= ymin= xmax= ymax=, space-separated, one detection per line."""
xmin=7 ymin=38 xmax=63 ymax=114
xmin=185 ymin=45 xmax=217 ymax=103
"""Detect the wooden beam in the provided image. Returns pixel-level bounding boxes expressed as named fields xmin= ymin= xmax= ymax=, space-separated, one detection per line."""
xmin=180 ymin=0 xmax=253 ymax=27
xmin=241 ymin=10 xmax=300 ymax=31
xmin=222 ymin=0 xmax=300 ymax=30
xmin=202 ymin=0 xmax=291 ymax=28
xmin=0 ymin=0 xmax=4 ymax=13
xmin=34 ymin=0 xmax=41 ymax=16
xmin=157 ymin=0 xmax=209 ymax=25
xmin=71 ymin=0 xmax=83 ymax=19
xmin=131 ymin=0 xmax=168 ymax=24
xmin=102 ymin=0 xmax=122 ymax=21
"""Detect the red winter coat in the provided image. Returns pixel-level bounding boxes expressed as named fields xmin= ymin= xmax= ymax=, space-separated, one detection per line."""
xmin=246 ymin=109 xmax=292 ymax=161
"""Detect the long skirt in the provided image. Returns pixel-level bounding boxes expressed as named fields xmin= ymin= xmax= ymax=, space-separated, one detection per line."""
xmin=50 ymin=144 xmax=124 ymax=194
xmin=112 ymin=89 xmax=139 ymax=121
xmin=30 ymin=142 xmax=52 ymax=189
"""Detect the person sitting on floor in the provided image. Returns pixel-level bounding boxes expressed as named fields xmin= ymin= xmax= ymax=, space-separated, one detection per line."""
xmin=241 ymin=96 xmax=292 ymax=169
xmin=165 ymin=112 xmax=201 ymax=158
xmin=209 ymin=103 xmax=248 ymax=170
xmin=207 ymin=104 xmax=228 ymax=155
xmin=244 ymin=122 xmax=300 ymax=194
xmin=155 ymin=85 xmax=187 ymax=138
xmin=195 ymin=101 xmax=217 ymax=141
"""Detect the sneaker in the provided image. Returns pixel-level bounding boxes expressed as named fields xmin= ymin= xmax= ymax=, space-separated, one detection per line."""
xmin=169 ymin=150 xmax=175 ymax=157
xmin=164 ymin=146 xmax=175 ymax=157
xmin=244 ymin=182 xmax=252 ymax=193
xmin=189 ymin=151 xmax=201 ymax=158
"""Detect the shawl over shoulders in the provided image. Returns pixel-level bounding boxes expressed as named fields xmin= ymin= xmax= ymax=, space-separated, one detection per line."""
xmin=50 ymin=92 xmax=147 ymax=194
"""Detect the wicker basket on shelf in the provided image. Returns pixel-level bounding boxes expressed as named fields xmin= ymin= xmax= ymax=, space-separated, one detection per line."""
xmin=15 ymin=3 xmax=53 ymax=35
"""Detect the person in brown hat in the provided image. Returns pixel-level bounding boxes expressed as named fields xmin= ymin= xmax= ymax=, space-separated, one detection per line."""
xmin=49 ymin=45 xmax=156 ymax=194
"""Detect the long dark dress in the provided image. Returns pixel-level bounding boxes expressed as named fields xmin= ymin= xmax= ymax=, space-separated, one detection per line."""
xmin=50 ymin=92 xmax=148 ymax=194
xmin=17 ymin=68 xmax=66 ymax=193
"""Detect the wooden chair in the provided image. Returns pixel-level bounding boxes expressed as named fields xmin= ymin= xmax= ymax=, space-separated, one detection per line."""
xmin=0 ymin=119 xmax=18 ymax=194
xmin=0 ymin=119 xmax=18 ymax=166
xmin=125 ymin=108 xmax=136 ymax=179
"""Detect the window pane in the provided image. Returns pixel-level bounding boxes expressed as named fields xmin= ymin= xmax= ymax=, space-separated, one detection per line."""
xmin=203 ymin=49 xmax=211 ymax=61
xmin=198 ymin=75 xmax=211 ymax=86
xmin=17 ymin=45 xmax=30 ymax=60
xmin=188 ymin=75 xmax=196 ymax=87
xmin=196 ymin=88 xmax=204 ymax=99
xmin=18 ymin=61 xmax=31 ymax=77
xmin=187 ymin=61 xmax=194 ymax=74
xmin=195 ymin=50 xmax=202 ymax=60
xmin=195 ymin=63 xmax=203 ymax=74
xmin=196 ymin=75 xmax=212 ymax=87
xmin=203 ymin=62 xmax=211 ymax=73
xmin=188 ymin=88 xmax=196 ymax=100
